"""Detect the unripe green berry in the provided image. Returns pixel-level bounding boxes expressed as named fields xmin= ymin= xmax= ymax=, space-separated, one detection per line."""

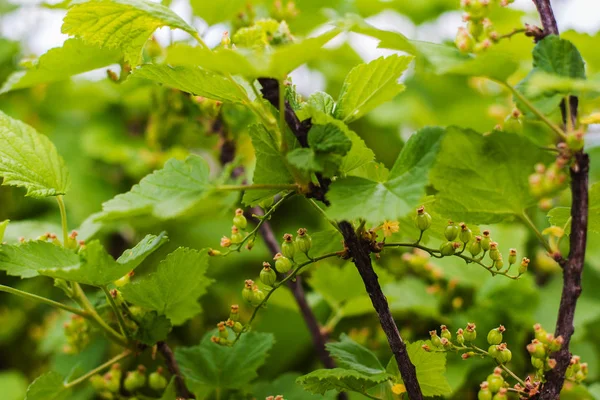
xmin=444 ymin=221 xmax=459 ymax=241
xmin=566 ymin=131 xmax=584 ymax=151
xmin=233 ymin=321 xmax=243 ymax=333
xmin=295 ymin=228 xmax=312 ymax=254
xmin=217 ymin=322 xmax=228 ymax=339
xmin=229 ymin=304 xmax=239 ymax=322
xmin=456 ymin=328 xmax=465 ymax=345
xmin=531 ymin=356 xmax=545 ymax=370
xmin=488 ymin=345 xmax=499 ymax=360
xmin=124 ymin=366 xmax=146 ymax=392
xmin=233 ymin=208 xmax=247 ymax=229
xmin=492 ymin=388 xmax=508 ymax=400
xmin=486 ymin=368 xmax=504 ymax=393
xmin=481 ymin=230 xmax=492 ymax=251
xmin=464 ymin=323 xmax=477 ymax=342
xmin=440 ymin=325 xmax=452 ymax=340
xmin=281 ymin=234 xmax=296 ymax=258
xmin=478 ymin=388 xmax=492 ymax=400
xmin=440 ymin=241 xmax=460 ymax=256
xmin=251 ymin=288 xmax=265 ymax=307
xmin=415 ymin=206 xmax=432 ymax=231
xmin=148 ymin=368 xmax=167 ymax=391
xmin=104 ymin=372 xmax=120 ymax=393
xmin=429 ymin=330 xmax=442 ymax=348
xmin=242 ymin=280 xmax=255 ymax=304
xmin=549 ymin=335 xmax=564 ymax=352
xmin=90 ymin=374 xmax=106 ymax=391
xmin=495 ymin=257 xmax=504 ymax=270
xmin=487 ymin=325 xmax=505 ymax=345
xmin=519 ymin=257 xmax=530 ymax=274
xmin=274 ymin=253 xmax=292 ymax=274
xmin=470 ymin=236 xmax=482 ymax=256
xmin=527 ymin=339 xmax=546 ymax=359
xmin=489 ymin=242 xmax=500 ymax=261
xmin=508 ymin=249 xmax=517 ymax=265
xmin=260 ymin=262 xmax=277 ymax=286
xmin=231 ymin=225 xmax=244 ymax=244
xmin=459 ymin=223 xmax=472 ymax=243
xmin=496 ymin=344 xmax=512 ymax=363
xmin=534 ymin=324 xmax=549 ymax=344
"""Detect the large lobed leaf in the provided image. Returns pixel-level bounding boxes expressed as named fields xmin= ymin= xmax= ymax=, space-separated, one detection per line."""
xmin=296 ymin=369 xmax=390 ymax=396
xmin=326 ymin=334 xmax=385 ymax=376
xmin=548 ymin=182 xmax=600 ymax=235
xmin=386 ymin=341 xmax=452 ymax=397
xmin=327 ymin=126 xmax=445 ymax=223
xmin=97 ymin=155 xmax=213 ymax=221
xmin=131 ymin=64 xmax=250 ymax=103
xmin=0 ymin=233 xmax=167 ymax=285
xmin=121 ymin=247 xmax=212 ymax=325
xmin=62 ymin=0 xmax=197 ymax=65
xmin=176 ymin=331 xmax=274 ymax=395
xmin=25 ymin=372 xmax=70 ymax=400
xmin=0 ymin=111 xmax=70 ymax=198
xmin=335 ymin=54 xmax=413 ymax=123
xmin=0 ymin=39 xmax=121 ymax=93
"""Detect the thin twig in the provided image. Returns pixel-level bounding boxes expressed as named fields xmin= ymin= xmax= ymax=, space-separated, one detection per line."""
xmin=0 ymin=284 xmax=88 ymax=317
xmin=65 ymin=350 xmax=132 ymax=389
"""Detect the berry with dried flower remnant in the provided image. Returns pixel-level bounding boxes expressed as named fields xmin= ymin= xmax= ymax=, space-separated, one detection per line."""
xmin=445 ymin=221 xmax=459 ymax=241
xmin=295 ymin=228 xmax=312 ymax=253
xmin=260 ymin=262 xmax=277 ymax=286
xmin=415 ymin=206 xmax=432 ymax=231
xmin=233 ymin=208 xmax=247 ymax=229
xmin=464 ymin=322 xmax=477 ymax=342
xmin=273 ymin=253 xmax=292 ymax=274
xmin=487 ymin=325 xmax=505 ymax=345
xmin=281 ymin=234 xmax=296 ymax=259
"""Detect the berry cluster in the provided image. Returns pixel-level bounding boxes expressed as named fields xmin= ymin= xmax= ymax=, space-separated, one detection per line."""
xmin=90 ymin=364 xmax=168 ymax=399
xmin=455 ymin=0 xmax=514 ymax=53
xmin=213 ymin=208 xmax=252 ymax=254
xmin=412 ymin=206 xmax=529 ymax=278
xmin=213 ymin=229 xmax=314 ymax=346
xmin=529 ymin=148 xmax=570 ymax=209
xmin=63 ymin=314 xmax=90 ymax=354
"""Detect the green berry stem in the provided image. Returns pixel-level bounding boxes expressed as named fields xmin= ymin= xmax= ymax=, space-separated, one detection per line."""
xmin=222 ymin=191 xmax=296 ymax=254
xmin=71 ymin=283 xmax=129 ymax=347
xmin=64 ymin=350 xmax=132 ymax=389
xmin=101 ymin=286 xmax=130 ymax=340
xmin=500 ymin=81 xmax=567 ymax=141
xmin=233 ymin=250 xmax=342 ymax=344
xmin=520 ymin=211 xmax=553 ymax=253
xmin=56 ymin=195 xmax=69 ymax=246
xmin=0 ymin=284 xmax=88 ymax=317
xmin=383 ymin=242 xmax=520 ymax=280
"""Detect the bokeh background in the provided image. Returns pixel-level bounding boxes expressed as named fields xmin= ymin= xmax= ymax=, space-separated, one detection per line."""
xmin=1 ymin=0 xmax=600 ymax=399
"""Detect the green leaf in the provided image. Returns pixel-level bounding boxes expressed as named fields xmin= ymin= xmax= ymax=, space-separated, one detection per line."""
xmin=0 ymin=39 xmax=121 ymax=93
xmin=386 ymin=341 xmax=452 ymax=397
xmin=304 ymin=92 xmax=335 ymax=116
xmin=176 ymin=331 xmax=275 ymax=393
xmin=296 ymin=369 xmax=390 ymax=396
xmin=133 ymin=311 xmax=172 ymax=345
xmin=326 ymin=334 xmax=385 ymax=375
xmin=308 ymin=123 xmax=352 ymax=155
xmin=62 ymin=0 xmax=197 ymax=65
xmin=430 ymin=127 xmax=552 ymax=223
xmin=308 ymin=263 xmax=366 ymax=309
xmin=97 ymin=155 xmax=213 ymax=221
xmin=0 ymin=111 xmax=70 ymax=198
xmin=131 ymin=64 xmax=249 ymax=103
xmin=116 ymin=232 xmax=169 ymax=270
xmin=243 ymin=124 xmax=295 ymax=206
xmin=160 ymin=377 xmax=178 ymax=400
xmin=165 ymin=29 xmax=341 ymax=79
xmin=39 ymin=238 xmax=162 ymax=286
xmin=25 ymin=372 xmax=70 ymax=400
xmin=533 ymin=35 xmax=586 ymax=79
xmin=327 ymin=126 xmax=445 ymax=223
xmin=0 ymin=241 xmax=78 ymax=279
xmin=548 ymin=183 xmax=600 ymax=234
xmin=524 ymin=72 xmax=600 ymax=97
xmin=335 ymin=55 xmax=413 ymax=123
xmin=121 ymin=247 xmax=212 ymax=325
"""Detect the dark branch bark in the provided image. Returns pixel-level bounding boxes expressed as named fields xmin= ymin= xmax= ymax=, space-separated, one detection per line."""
xmin=338 ymin=221 xmax=423 ymax=400
xmin=157 ymin=341 xmax=194 ymax=399
xmin=256 ymin=77 xmax=331 ymax=204
xmin=531 ymin=2 xmax=589 ymax=399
